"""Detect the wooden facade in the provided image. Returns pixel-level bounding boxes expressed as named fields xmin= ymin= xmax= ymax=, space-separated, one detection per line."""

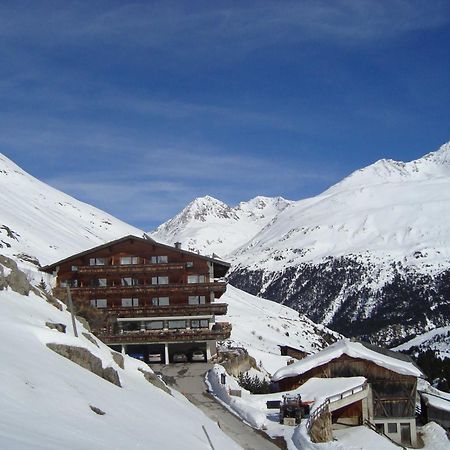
xmin=276 ymin=347 xmax=421 ymax=447
xmin=40 ymin=235 xmax=232 ymax=363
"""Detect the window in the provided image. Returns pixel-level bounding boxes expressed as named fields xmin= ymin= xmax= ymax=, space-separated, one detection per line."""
xmin=89 ymin=257 xmax=107 ymax=266
xmin=71 ymin=265 xmax=78 ymax=272
xmin=90 ymin=299 xmax=107 ymax=308
xmin=188 ymin=295 xmax=206 ymax=305
xmin=121 ymin=298 xmax=139 ymax=307
xmin=187 ymin=275 xmax=206 ymax=284
xmin=152 ymin=297 xmax=170 ymax=306
xmin=151 ymin=276 xmax=169 ymax=285
xmin=121 ymin=277 xmax=138 ymax=286
xmin=151 ymin=255 xmax=168 ymax=264
xmin=168 ymin=320 xmax=187 ymax=329
xmin=120 ymin=256 xmax=139 ymax=265
xmin=60 ymin=280 xmax=68 ymax=288
xmin=387 ymin=423 xmax=398 ymax=434
xmin=144 ymin=321 xmax=164 ymax=330
xmin=191 ymin=319 xmax=209 ymax=328
xmin=186 ymin=261 xmax=193 ymax=268
xmin=375 ymin=423 xmax=384 ymax=434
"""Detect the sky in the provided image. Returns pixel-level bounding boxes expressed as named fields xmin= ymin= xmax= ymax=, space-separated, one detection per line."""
xmin=1 ymin=1 xmax=450 ymax=230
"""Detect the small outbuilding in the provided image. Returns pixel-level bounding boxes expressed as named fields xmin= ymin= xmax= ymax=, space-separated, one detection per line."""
xmin=272 ymin=339 xmax=424 ymax=447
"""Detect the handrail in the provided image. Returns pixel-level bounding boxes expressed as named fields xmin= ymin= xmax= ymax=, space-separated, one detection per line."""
xmin=305 ymin=381 xmax=367 ymax=432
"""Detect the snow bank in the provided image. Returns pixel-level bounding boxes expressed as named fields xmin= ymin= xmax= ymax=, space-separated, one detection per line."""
xmin=206 ymin=364 xmax=268 ymax=429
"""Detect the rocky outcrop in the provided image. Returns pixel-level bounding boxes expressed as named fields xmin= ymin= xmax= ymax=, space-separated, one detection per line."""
xmin=138 ymin=368 xmax=171 ymax=395
xmin=0 ymin=255 xmax=34 ymax=295
xmin=46 ymin=322 xmax=66 ymax=333
xmin=217 ymin=348 xmax=259 ymax=377
xmin=46 ymin=343 xmax=121 ymax=387
xmin=111 ymin=350 xmax=124 ymax=369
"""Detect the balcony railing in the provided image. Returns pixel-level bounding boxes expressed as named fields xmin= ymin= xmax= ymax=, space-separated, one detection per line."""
xmin=98 ymin=322 xmax=232 ymax=344
xmin=77 ymin=263 xmax=186 ymax=274
xmin=104 ymin=303 xmax=228 ymax=317
xmin=54 ymin=282 xmax=227 ymax=297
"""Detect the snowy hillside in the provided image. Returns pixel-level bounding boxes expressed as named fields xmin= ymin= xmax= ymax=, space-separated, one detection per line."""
xmin=392 ymin=326 xmax=450 ymax=358
xmin=0 ymin=259 xmax=239 ymax=450
xmin=155 ymin=142 xmax=450 ymax=345
xmin=151 ymin=195 xmax=292 ymax=258
xmin=0 ymin=153 xmax=142 ymax=268
xmin=219 ymin=285 xmax=340 ymax=374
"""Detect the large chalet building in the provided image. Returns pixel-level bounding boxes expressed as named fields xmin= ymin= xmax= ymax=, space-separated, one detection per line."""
xmin=40 ymin=235 xmax=231 ymax=363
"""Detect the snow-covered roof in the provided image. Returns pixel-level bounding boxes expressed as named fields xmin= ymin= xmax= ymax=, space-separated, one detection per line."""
xmin=272 ymin=338 xmax=424 ymax=382
xmin=422 ymin=392 xmax=450 ymax=413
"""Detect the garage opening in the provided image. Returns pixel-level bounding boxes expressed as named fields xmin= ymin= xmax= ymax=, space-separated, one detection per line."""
xmin=122 ymin=344 xmax=167 ymax=364
xmin=168 ymin=342 xmax=207 ymax=363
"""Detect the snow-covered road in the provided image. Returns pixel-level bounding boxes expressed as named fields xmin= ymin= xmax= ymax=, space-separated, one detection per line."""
xmin=153 ymin=363 xmax=282 ymax=450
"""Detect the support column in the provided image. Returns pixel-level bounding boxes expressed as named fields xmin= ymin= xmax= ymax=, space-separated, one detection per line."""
xmin=164 ymin=343 xmax=170 ymax=364
xmin=121 ymin=345 xmax=126 ymax=355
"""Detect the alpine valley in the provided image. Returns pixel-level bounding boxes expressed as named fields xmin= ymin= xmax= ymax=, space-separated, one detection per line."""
xmin=152 ymin=142 xmax=450 ymax=347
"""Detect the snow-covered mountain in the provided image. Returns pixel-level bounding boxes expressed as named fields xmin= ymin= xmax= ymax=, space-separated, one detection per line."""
xmin=0 ymin=153 xmax=142 ymax=269
xmin=151 ymin=195 xmax=292 ymax=258
xmin=155 ymin=143 xmax=450 ymax=346
xmin=0 ymin=152 xmax=341 ymax=447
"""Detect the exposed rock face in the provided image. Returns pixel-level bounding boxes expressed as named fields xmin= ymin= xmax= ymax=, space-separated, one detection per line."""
xmin=46 ymin=343 xmax=121 ymax=387
xmin=111 ymin=351 xmax=124 ymax=369
xmin=228 ymin=258 xmax=450 ymax=346
xmin=138 ymin=368 xmax=171 ymax=395
xmin=0 ymin=255 xmax=34 ymax=295
xmin=46 ymin=322 xmax=66 ymax=333
xmin=89 ymin=405 xmax=106 ymax=415
xmin=217 ymin=348 xmax=259 ymax=377
xmin=82 ymin=332 xmax=99 ymax=348
xmin=310 ymin=411 xmax=332 ymax=443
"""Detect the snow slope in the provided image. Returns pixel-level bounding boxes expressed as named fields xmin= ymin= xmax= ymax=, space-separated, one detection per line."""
xmin=220 ymin=285 xmax=340 ymax=375
xmin=0 ymin=275 xmax=239 ymax=449
xmin=151 ymin=195 xmax=292 ymax=258
xmin=0 ymin=153 xmax=142 ymax=268
xmin=392 ymin=326 xmax=450 ymax=358
xmin=233 ymin=142 xmax=450 ymax=272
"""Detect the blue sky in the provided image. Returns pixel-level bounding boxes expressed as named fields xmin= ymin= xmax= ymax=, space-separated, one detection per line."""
xmin=1 ymin=1 xmax=450 ymax=230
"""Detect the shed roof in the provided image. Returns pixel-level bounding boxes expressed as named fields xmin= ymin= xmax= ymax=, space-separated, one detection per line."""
xmin=39 ymin=234 xmax=230 ymax=273
xmin=272 ymin=338 xmax=424 ymax=382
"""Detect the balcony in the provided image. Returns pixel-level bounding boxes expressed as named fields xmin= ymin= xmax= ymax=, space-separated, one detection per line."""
xmin=54 ymin=281 xmax=227 ymax=297
xmin=98 ymin=322 xmax=232 ymax=344
xmin=104 ymin=303 xmax=228 ymax=317
xmin=77 ymin=263 xmax=186 ymax=275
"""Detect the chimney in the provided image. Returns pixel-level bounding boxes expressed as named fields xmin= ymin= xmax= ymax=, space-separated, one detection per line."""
xmin=174 ymin=242 xmax=182 ymax=249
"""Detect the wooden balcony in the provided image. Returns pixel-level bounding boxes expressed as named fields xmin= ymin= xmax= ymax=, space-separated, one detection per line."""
xmin=77 ymin=263 xmax=186 ymax=274
xmin=104 ymin=303 xmax=228 ymax=317
xmin=98 ymin=322 xmax=232 ymax=345
xmin=54 ymin=282 xmax=227 ymax=297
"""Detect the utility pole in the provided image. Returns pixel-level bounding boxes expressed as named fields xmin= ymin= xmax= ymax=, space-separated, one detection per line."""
xmin=66 ymin=286 xmax=78 ymax=338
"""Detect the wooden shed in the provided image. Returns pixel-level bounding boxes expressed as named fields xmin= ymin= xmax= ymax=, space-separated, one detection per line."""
xmin=272 ymin=339 xmax=424 ymax=447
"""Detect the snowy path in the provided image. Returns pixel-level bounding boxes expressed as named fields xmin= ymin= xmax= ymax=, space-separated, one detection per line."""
xmin=154 ymin=363 xmax=282 ymax=450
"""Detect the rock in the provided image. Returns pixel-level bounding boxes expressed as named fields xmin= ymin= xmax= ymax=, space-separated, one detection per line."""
xmin=89 ymin=405 xmax=105 ymax=415
xmin=76 ymin=315 xmax=91 ymax=332
xmin=46 ymin=322 xmax=66 ymax=333
xmin=138 ymin=368 xmax=171 ymax=395
xmin=111 ymin=350 xmax=124 ymax=369
xmin=46 ymin=343 xmax=121 ymax=387
xmin=82 ymin=332 xmax=99 ymax=348
xmin=0 ymin=255 xmax=33 ymax=295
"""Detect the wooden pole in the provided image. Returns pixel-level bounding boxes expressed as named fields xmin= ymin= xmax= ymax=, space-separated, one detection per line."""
xmin=66 ymin=286 xmax=78 ymax=338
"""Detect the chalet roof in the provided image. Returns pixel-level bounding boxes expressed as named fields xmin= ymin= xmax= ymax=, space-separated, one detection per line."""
xmin=39 ymin=234 xmax=231 ymax=273
xmin=272 ymin=338 xmax=424 ymax=382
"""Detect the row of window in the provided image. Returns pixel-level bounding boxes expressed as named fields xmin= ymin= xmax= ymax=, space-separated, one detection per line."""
xmin=120 ymin=318 xmax=210 ymax=332
xmin=61 ymin=274 xmax=207 ymax=288
xmin=90 ymin=295 xmax=207 ymax=308
xmin=86 ymin=255 xmax=176 ymax=267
